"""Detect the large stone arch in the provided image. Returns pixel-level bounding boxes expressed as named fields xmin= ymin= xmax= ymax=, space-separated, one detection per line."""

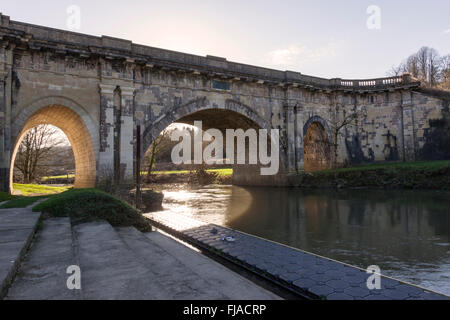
xmin=141 ymin=98 xmax=286 ymax=186
xmin=142 ymin=98 xmax=273 ymax=153
xmin=10 ymin=97 xmax=98 ymax=192
xmin=303 ymin=115 xmax=332 ymax=172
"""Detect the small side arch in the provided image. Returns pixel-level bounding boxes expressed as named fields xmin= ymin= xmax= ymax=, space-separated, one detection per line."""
xmin=303 ymin=115 xmax=332 ymax=142
xmin=303 ymin=115 xmax=333 ymax=172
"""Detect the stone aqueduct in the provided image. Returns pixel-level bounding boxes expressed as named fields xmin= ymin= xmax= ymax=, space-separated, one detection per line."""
xmin=0 ymin=13 xmax=449 ymax=192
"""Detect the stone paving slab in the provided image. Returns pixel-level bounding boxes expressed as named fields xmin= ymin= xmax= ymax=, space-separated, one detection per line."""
xmin=0 ymin=208 xmax=41 ymax=299
xmin=145 ymin=211 xmax=449 ymax=301
xmin=75 ymin=221 xmax=170 ymax=300
xmin=6 ymin=218 xmax=77 ymax=300
xmin=117 ymin=227 xmax=279 ymax=300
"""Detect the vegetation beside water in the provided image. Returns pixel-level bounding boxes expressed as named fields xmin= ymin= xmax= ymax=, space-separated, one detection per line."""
xmin=33 ymin=189 xmax=153 ymax=232
xmin=150 ymin=168 xmax=233 ymax=177
xmin=300 ymin=160 xmax=450 ymax=190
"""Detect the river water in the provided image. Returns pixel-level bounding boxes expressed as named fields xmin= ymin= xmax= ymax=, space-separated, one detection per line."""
xmin=153 ymin=185 xmax=450 ymax=296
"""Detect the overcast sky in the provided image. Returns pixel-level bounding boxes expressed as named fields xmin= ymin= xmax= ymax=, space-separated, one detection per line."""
xmin=2 ymin=0 xmax=449 ymax=79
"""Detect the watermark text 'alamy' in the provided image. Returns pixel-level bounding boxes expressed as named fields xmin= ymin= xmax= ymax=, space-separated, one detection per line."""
xmin=171 ymin=121 xmax=280 ymax=176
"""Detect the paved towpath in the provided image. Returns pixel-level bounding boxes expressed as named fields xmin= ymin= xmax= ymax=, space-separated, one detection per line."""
xmin=3 ymin=204 xmax=280 ymax=300
xmin=145 ymin=211 xmax=449 ymax=300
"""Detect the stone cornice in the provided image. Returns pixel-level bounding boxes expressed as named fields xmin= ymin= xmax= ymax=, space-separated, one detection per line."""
xmin=99 ymin=84 xmax=116 ymax=95
xmin=0 ymin=14 xmax=422 ymax=93
xmin=120 ymin=86 xmax=136 ymax=97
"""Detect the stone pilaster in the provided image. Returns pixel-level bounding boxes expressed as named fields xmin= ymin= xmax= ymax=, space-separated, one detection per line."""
xmin=295 ymin=105 xmax=305 ymax=172
xmin=284 ymin=104 xmax=297 ymax=173
xmin=401 ymin=91 xmax=416 ymax=161
xmin=119 ymin=86 xmax=136 ymax=181
xmin=98 ymin=84 xmax=116 ymax=175
xmin=0 ymin=43 xmax=13 ymax=192
xmin=0 ymin=71 xmax=9 ymax=192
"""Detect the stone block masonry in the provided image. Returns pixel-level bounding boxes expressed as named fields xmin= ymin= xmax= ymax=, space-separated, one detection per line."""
xmin=0 ymin=13 xmax=449 ymax=191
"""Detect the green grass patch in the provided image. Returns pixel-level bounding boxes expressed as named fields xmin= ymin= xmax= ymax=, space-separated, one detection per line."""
xmin=33 ymin=189 xmax=153 ymax=232
xmin=149 ymin=168 xmax=233 ymax=176
xmin=41 ymin=174 xmax=75 ymax=181
xmin=211 ymin=168 xmax=233 ymax=177
xmin=0 ymin=196 xmax=50 ymax=209
xmin=317 ymin=160 xmax=450 ymax=174
xmin=13 ymin=184 xmax=72 ymax=196
xmin=301 ymin=160 xmax=450 ymax=190
xmin=0 ymin=192 xmax=16 ymax=202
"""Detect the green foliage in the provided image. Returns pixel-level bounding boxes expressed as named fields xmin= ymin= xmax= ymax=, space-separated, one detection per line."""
xmin=302 ymin=161 xmax=450 ymax=190
xmin=318 ymin=160 xmax=450 ymax=174
xmin=33 ymin=189 xmax=153 ymax=232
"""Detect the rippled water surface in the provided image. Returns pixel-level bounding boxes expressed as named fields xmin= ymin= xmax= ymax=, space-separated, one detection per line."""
xmin=154 ymin=185 xmax=450 ymax=295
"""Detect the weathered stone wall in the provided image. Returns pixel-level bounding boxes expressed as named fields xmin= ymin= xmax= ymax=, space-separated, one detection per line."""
xmin=0 ymin=14 xmax=449 ymax=191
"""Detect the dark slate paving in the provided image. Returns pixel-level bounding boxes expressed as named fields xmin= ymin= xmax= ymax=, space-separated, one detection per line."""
xmin=145 ymin=212 xmax=449 ymax=301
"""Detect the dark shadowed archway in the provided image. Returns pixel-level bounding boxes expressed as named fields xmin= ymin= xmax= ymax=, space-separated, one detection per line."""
xmin=304 ymin=117 xmax=332 ymax=173
xmin=142 ymin=100 xmax=284 ymax=186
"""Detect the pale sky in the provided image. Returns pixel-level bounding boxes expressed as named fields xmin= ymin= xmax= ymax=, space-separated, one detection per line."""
xmin=2 ymin=0 xmax=449 ymax=79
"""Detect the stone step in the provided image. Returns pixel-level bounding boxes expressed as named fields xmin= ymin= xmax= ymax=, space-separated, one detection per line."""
xmin=74 ymin=221 xmax=174 ymax=300
xmin=118 ymin=227 xmax=279 ymax=300
xmin=6 ymin=217 xmax=77 ymax=300
xmin=0 ymin=207 xmax=41 ymax=299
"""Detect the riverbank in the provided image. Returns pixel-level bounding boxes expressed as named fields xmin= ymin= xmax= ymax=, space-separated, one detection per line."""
xmin=145 ymin=168 xmax=233 ymax=185
xmin=295 ymin=160 xmax=450 ymax=190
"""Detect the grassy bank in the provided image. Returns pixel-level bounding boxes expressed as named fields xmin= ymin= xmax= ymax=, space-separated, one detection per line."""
xmin=149 ymin=168 xmax=233 ymax=176
xmin=145 ymin=168 xmax=233 ymax=185
xmin=300 ymin=160 xmax=450 ymax=190
xmin=13 ymin=184 xmax=72 ymax=196
xmin=33 ymin=189 xmax=153 ymax=232
xmin=41 ymin=174 xmax=75 ymax=181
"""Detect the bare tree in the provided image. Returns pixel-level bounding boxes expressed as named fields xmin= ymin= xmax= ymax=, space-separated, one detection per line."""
xmin=439 ymin=54 xmax=450 ymax=90
xmin=312 ymin=101 xmax=368 ymax=175
xmin=14 ymin=125 xmax=66 ymax=183
xmin=329 ymin=106 xmax=366 ymax=170
xmin=145 ymin=129 xmax=172 ymax=180
xmin=389 ymin=47 xmax=448 ymax=88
